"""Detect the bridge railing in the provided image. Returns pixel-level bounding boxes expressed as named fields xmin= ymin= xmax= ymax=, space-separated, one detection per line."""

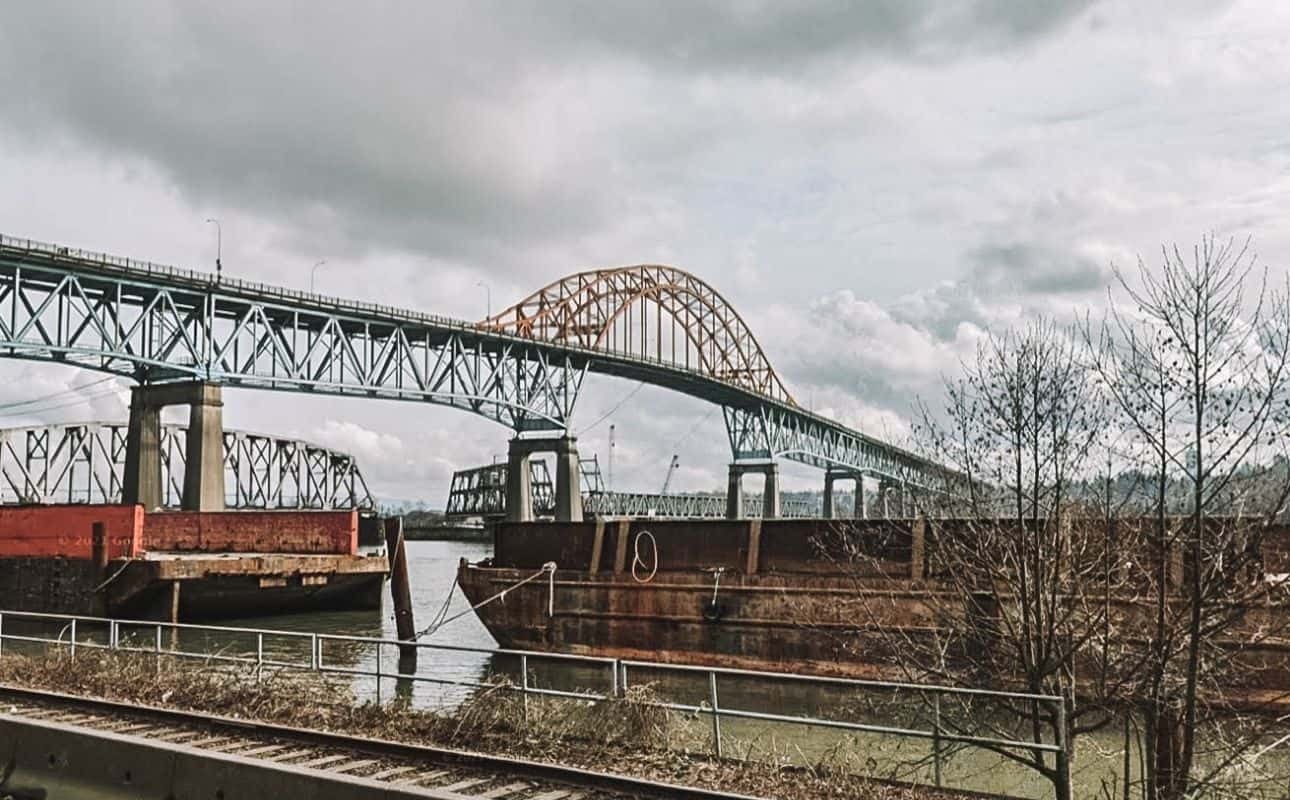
xmin=0 ymin=607 xmax=1070 ymax=799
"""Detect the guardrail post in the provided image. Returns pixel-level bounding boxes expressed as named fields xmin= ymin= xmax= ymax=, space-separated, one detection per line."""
xmin=610 ymin=659 xmax=620 ymax=699
xmin=154 ymin=623 xmax=162 ymax=675
xmin=109 ymin=620 xmax=118 ymax=651
xmin=932 ymin=693 xmax=943 ymax=787
xmin=69 ymin=618 xmax=77 ymax=660
xmin=255 ymin=632 xmax=264 ymax=684
xmin=310 ymin=633 xmax=319 ymax=671
xmin=520 ymin=654 xmax=529 ymax=726
xmin=708 ymin=671 xmax=723 ymax=759
xmin=0 ymin=612 xmax=5 ymax=659
xmin=375 ymin=643 xmax=382 ymax=706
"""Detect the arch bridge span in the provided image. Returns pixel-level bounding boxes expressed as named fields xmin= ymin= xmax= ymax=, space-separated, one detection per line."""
xmin=0 ymin=234 xmax=946 ymax=507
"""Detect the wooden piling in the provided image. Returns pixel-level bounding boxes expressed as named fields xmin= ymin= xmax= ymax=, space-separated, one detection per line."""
xmin=383 ymin=516 xmax=418 ymax=663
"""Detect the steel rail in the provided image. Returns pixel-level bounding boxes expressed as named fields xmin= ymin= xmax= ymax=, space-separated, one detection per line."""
xmin=0 ymin=683 xmax=764 ymax=800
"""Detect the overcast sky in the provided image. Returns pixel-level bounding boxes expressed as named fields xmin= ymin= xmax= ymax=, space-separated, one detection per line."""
xmin=1 ymin=1 xmax=1288 ymax=504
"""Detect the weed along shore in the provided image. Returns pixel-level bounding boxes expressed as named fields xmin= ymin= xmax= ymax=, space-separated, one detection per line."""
xmin=0 ymin=650 xmax=984 ymax=800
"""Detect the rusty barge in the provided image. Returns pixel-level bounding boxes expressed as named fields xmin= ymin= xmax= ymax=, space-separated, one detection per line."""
xmin=0 ymin=504 xmax=387 ymax=622
xmin=458 ymin=517 xmax=1290 ymax=692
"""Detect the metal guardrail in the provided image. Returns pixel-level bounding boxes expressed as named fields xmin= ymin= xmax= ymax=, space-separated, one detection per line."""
xmin=0 ymin=608 xmax=1071 ymax=798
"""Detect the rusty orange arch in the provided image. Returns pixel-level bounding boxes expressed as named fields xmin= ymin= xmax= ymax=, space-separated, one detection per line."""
xmin=479 ymin=265 xmax=796 ymax=406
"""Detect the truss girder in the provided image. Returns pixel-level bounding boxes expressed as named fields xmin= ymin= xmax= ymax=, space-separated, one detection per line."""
xmin=723 ymin=405 xmax=937 ymax=489
xmin=445 ymin=460 xmax=554 ymax=517
xmin=0 ymin=235 xmax=946 ymax=483
xmin=0 ymin=422 xmax=374 ymax=509
xmin=0 ymin=237 xmax=583 ymax=431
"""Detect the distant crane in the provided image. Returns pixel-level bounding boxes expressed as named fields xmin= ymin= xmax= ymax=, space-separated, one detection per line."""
xmin=660 ymin=454 xmax=679 ymax=495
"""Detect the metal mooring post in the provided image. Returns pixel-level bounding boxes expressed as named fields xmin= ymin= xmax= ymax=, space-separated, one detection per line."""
xmin=708 ymin=671 xmax=723 ymax=759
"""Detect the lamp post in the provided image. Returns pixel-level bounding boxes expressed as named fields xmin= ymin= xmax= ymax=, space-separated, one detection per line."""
xmin=476 ymin=280 xmax=491 ymax=320
xmin=310 ymin=260 xmax=327 ymax=293
xmin=204 ymin=218 xmax=222 ymax=281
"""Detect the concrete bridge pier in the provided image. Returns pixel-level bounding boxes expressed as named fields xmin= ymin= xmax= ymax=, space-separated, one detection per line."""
xmin=123 ymin=381 xmax=226 ymax=511
xmin=506 ymin=435 xmax=583 ymax=522
xmin=726 ymin=461 xmax=780 ymax=520
xmin=823 ymin=469 xmax=867 ymax=519
xmin=878 ymin=478 xmax=908 ymax=519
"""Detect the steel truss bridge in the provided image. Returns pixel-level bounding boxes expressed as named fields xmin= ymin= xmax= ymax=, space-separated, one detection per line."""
xmin=0 ymin=234 xmax=944 ymax=488
xmin=0 ymin=422 xmax=373 ymax=509
xmin=445 ymin=459 xmax=815 ymax=519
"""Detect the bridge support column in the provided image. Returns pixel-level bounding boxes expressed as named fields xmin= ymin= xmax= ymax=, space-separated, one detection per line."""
xmin=726 ymin=462 xmax=779 ymax=519
xmin=726 ymin=466 xmax=744 ymax=520
xmin=505 ymin=443 xmax=534 ymax=523
xmin=824 ymin=469 xmax=866 ymax=519
xmin=123 ymin=381 xmax=226 ymax=511
xmin=553 ymin=436 xmax=584 ymax=523
xmin=762 ymin=462 xmax=780 ymax=519
xmin=123 ymin=389 xmax=163 ymax=511
xmin=507 ymin=435 xmax=583 ymax=522
xmin=856 ymin=475 xmax=869 ymax=519
xmin=182 ymin=383 xmax=226 ymax=511
xmin=879 ymin=479 xmax=907 ymax=519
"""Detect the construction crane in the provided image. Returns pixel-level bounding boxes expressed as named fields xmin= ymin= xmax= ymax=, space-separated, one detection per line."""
xmin=660 ymin=454 xmax=679 ymax=495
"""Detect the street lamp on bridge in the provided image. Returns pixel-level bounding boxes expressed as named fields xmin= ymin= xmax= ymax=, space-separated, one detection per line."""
xmin=311 ymin=260 xmax=328 ymax=293
xmin=476 ymin=280 xmax=491 ymax=320
xmin=204 ymin=218 xmax=222 ymax=282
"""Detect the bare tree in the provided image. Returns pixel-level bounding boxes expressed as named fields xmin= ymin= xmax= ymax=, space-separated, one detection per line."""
xmin=824 ymin=319 xmax=1118 ymax=799
xmin=1087 ymin=236 xmax=1290 ymax=799
xmin=817 ymin=238 xmax=1290 ymax=799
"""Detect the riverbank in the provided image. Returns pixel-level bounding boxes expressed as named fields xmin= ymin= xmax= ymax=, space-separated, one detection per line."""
xmin=0 ymin=650 xmax=986 ymax=800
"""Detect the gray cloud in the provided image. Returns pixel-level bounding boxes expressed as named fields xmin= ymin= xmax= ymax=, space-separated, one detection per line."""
xmin=0 ymin=1 xmax=1097 ymax=279
xmin=968 ymin=240 xmax=1111 ymax=295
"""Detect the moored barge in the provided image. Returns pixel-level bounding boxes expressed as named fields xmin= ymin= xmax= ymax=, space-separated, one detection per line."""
xmin=458 ymin=517 xmax=1290 ymax=691
xmin=0 ymin=504 xmax=387 ymax=621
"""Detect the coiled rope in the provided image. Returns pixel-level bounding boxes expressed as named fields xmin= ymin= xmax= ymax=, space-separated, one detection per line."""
xmin=631 ymin=530 xmax=658 ymax=583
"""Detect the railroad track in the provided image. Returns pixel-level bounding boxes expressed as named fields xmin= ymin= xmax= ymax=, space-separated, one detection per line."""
xmin=0 ymin=683 xmax=761 ymax=800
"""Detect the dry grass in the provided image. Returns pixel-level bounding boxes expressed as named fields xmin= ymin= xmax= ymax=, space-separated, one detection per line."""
xmin=0 ymin=650 xmax=974 ymax=800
